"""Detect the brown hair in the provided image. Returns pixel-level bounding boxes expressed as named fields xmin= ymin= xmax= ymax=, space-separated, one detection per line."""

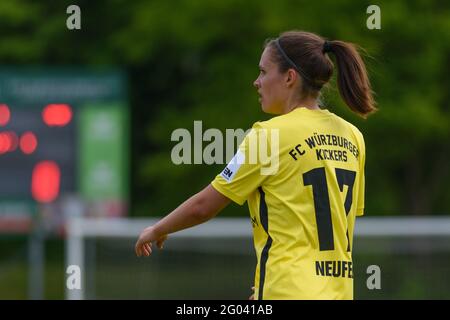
xmin=265 ymin=31 xmax=377 ymax=118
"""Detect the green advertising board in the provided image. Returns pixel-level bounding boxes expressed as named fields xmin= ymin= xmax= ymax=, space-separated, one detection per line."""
xmin=79 ymin=103 xmax=128 ymax=200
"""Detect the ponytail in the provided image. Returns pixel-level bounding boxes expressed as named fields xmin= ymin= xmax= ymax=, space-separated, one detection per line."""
xmin=268 ymin=31 xmax=377 ymax=118
xmin=325 ymin=40 xmax=377 ymax=118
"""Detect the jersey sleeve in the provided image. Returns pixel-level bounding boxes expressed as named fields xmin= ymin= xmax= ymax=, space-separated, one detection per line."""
xmin=211 ymin=122 xmax=274 ymax=205
xmin=356 ymin=133 xmax=366 ymax=216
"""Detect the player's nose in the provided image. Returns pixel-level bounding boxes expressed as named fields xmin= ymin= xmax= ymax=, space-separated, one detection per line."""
xmin=253 ymin=78 xmax=260 ymax=89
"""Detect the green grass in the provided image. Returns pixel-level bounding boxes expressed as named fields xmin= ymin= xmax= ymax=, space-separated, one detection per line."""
xmin=0 ymin=237 xmax=65 ymax=299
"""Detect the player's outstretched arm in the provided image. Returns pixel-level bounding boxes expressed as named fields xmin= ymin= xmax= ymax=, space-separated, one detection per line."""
xmin=135 ymin=184 xmax=231 ymax=257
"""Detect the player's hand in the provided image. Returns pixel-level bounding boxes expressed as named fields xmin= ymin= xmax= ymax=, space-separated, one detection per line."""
xmin=248 ymin=286 xmax=255 ymax=300
xmin=135 ymin=226 xmax=168 ymax=257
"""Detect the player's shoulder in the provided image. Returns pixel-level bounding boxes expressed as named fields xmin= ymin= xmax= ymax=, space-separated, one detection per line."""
xmin=251 ymin=113 xmax=290 ymax=130
xmin=333 ymin=114 xmax=365 ymax=143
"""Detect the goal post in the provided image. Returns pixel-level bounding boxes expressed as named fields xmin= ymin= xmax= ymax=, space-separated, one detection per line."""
xmin=65 ymin=217 xmax=253 ymax=300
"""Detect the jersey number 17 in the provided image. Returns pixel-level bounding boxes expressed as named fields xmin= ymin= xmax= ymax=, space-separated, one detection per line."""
xmin=303 ymin=167 xmax=356 ymax=252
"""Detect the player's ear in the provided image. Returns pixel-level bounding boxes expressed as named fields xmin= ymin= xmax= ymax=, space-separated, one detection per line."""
xmin=285 ymin=69 xmax=297 ymax=88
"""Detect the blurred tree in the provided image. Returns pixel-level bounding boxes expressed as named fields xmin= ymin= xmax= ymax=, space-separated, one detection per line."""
xmin=0 ymin=0 xmax=448 ymax=216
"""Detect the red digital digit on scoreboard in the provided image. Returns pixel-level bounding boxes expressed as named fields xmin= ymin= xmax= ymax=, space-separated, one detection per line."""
xmin=0 ymin=103 xmax=76 ymax=203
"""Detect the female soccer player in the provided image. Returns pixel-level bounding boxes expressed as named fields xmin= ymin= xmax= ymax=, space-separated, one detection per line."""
xmin=135 ymin=30 xmax=376 ymax=299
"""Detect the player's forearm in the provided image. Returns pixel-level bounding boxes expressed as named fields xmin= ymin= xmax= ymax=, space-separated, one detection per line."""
xmin=151 ymin=193 xmax=213 ymax=238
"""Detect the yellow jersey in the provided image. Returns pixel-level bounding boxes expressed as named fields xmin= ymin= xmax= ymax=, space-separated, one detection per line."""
xmin=211 ymin=107 xmax=365 ymax=300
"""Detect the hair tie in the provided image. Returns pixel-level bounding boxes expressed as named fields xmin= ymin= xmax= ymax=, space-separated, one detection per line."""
xmin=322 ymin=41 xmax=332 ymax=54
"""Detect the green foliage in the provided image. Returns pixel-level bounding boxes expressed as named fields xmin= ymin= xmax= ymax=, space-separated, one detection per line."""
xmin=0 ymin=0 xmax=448 ymax=216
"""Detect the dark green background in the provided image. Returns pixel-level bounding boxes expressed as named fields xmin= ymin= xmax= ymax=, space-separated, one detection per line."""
xmin=0 ymin=0 xmax=449 ymax=299
xmin=1 ymin=0 xmax=448 ymax=217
